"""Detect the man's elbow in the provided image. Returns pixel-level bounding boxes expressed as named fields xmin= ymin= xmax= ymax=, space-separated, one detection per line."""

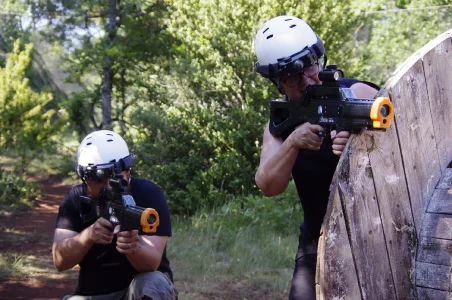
xmin=255 ymin=175 xmax=286 ymax=197
xmin=259 ymin=187 xmax=284 ymax=197
xmin=54 ymin=260 xmax=70 ymax=272
xmin=135 ymin=261 xmax=159 ymax=273
xmin=52 ymin=250 xmax=72 ymax=272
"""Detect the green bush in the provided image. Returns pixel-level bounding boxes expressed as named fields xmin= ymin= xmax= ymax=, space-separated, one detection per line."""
xmin=0 ymin=169 xmax=40 ymax=209
xmin=129 ymin=104 xmax=266 ymax=215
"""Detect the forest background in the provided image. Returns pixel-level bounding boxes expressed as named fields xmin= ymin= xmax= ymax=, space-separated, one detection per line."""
xmin=1 ymin=0 xmax=451 ymax=299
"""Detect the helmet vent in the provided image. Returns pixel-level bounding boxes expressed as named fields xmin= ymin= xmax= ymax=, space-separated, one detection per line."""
xmin=263 ymin=28 xmax=269 ymax=34
xmin=107 ymin=139 xmax=113 ymax=142
xmin=86 ymin=142 xmax=92 ymax=146
xmin=266 ymin=34 xmax=273 ymax=40
xmin=285 ymin=18 xmax=292 ymax=21
xmin=289 ymin=24 xmax=296 ymax=28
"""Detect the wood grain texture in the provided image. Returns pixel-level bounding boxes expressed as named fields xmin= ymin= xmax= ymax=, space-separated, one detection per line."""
xmin=336 ymin=134 xmax=396 ymax=300
xmin=317 ymin=29 xmax=452 ymax=299
xmin=417 ymin=287 xmax=449 ymax=300
xmin=365 ymin=126 xmax=417 ymax=299
xmin=317 ymin=187 xmax=361 ymax=300
xmin=417 ymin=236 xmax=452 ymax=266
xmin=436 ymin=169 xmax=452 ymax=189
xmin=422 ymin=213 xmax=452 ymax=240
xmin=422 ymin=32 xmax=452 ymax=172
xmin=427 ymin=188 xmax=452 ymax=214
xmin=388 ymin=59 xmax=441 ymax=236
xmin=416 ymin=261 xmax=451 ymax=290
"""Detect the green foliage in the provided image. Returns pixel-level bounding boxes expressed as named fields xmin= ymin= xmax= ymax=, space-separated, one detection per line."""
xmin=4 ymin=0 xmax=452 ymax=215
xmin=0 ymin=169 xmax=40 ymax=209
xmin=129 ymin=103 xmax=265 ymax=215
xmin=124 ymin=0 xmax=367 ymax=214
xmin=0 ymin=40 xmax=67 ymax=169
xmin=347 ymin=0 xmax=452 ymax=85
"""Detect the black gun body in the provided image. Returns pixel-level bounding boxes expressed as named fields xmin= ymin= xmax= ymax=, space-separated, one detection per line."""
xmin=270 ymin=87 xmax=378 ymax=136
xmin=106 ymin=200 xmax=147 ymax=231
xmin=80 ymin=188 xmax=159 ymax=233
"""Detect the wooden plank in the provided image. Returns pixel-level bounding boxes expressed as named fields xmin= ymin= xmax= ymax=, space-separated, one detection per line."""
xmin=422 ymin=32 xmax=452 ymax=172
xmin=316 ymin=187 xmax=361 ymax=300
xmin=422 ymin=213 xmax=452 ymax=240
xmin=417 ymin=236 xmax=452 ymax=266
xmin=437 ymin=168 xmax=452 ymax=189
xmin=388 ymin=59 xmax=441 ymax=236
xmin=416 ymin=261 xmax=451 ymax=290
xmin=427 ymin=189 xmax=452 ymax=214
xmin=364 ymin=126 xmax=416 ymax=299
xmin=336 ymin=134 xmax=396 ymax=300
xmin=417 ymin=287 xmax=449 ymax=300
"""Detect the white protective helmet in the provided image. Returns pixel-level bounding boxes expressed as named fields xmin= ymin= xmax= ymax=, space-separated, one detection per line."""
xmin=254 ymin=16 xmax=325 ymax=82
xmin=76 ymin=130 xmax=135 ymax=180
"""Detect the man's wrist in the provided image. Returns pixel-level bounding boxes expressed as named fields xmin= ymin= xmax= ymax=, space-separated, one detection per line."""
xmin=80 ymin=226 xmax=95 ymax=248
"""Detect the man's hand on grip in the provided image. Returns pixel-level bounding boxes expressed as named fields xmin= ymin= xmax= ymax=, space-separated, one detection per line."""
xmin=331 ymin=130 xmax=351 ymax=156
xmin=88 ymin=217 xmax=115 ymax=245
xmin=289 ymin=122 xmax=325 ymax=151
xmin=114 ymin=228 xmax=140 ymax=254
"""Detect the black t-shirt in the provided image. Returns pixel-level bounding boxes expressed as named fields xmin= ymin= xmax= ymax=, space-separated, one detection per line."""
xmin=55 ymin=177 xmax=173 ymax=296
xmin=280 ymin=78 xmax=376 ymax=241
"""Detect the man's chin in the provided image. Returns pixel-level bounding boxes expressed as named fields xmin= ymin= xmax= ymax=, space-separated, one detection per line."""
xmin=287 ymin=94 xmax=302 ymax=102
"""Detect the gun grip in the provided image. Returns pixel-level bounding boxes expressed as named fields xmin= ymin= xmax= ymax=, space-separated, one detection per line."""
xmin=140 ymin=208 xmax=160 ymax=233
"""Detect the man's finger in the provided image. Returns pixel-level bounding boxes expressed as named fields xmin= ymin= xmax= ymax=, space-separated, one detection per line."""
xmin=117 ymin=230 xmax=138 ymax=238
xmin=97 ymin=218 xmax=114 ymax=228
xmin=332 ymin=137 xmax=349 ymax=146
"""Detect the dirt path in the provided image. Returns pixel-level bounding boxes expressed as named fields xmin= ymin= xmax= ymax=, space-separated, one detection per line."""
xmin=0 ymin=176 xmax=78 ymax=300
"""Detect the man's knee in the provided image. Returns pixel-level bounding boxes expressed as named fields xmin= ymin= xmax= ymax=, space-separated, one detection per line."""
xmin=128 ymin=271 xmax=176 ymax=300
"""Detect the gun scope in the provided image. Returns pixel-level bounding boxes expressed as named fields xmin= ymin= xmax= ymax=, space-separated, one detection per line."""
xmin=109 ymin=175 xmax=128 ymax=192
xmin=318 ymin=69 xmax=344 ymax=82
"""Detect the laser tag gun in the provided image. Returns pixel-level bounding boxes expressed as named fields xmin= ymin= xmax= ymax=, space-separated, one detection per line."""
xmin=80 ymin=175 xmax=160 ymax=233
xmin=269 ymin=64 xmax=395 ymax=137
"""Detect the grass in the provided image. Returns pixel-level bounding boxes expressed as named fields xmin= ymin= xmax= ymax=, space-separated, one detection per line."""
xmin=168 ymin=206 xmax=303 ymax=299
xmin=0 ymin=205 xmax=303 ymax=299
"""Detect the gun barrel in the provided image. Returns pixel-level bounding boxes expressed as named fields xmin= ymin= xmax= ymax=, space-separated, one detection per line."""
xmin=140 ymin=208 xmax=160 ymax=233
xmin=343 ymin=101 xmax=374 ymax=118
xmin=108 ymin=201 xmax=160 ymax=233
xmin=370 ymin=97 xmax=394 ymax=129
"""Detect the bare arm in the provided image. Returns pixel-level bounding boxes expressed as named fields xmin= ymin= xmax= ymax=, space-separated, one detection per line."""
xmin=255 ymin=121 xmax=324 ymax=197
xmin=52 ymin=217 xmax=115 ymax=271
xmin=115 ymin=228 xmax=167 ymax=272
xmin=52 ymin=228 xmax=93 ymax=271
xmin=351 ymin=82 xmax=378 ymax=99
xmin=127 ymin=235 xmax=167 ymax=272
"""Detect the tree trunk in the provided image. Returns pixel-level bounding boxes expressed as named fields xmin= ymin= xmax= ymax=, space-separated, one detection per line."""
xmin=101 ymin=0 xmax=118 ymax=130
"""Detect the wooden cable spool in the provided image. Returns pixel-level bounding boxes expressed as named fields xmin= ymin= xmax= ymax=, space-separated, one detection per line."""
xmin=316 ymin=29 xmax=452 ymax=300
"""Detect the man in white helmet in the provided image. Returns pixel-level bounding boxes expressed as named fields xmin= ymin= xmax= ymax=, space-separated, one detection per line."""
xmin=52 ymin=130 xmax=176 ymax=299
xmin=254 ymin=16 xmax=379 ymax=300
